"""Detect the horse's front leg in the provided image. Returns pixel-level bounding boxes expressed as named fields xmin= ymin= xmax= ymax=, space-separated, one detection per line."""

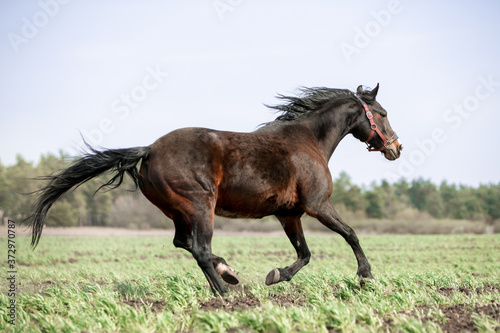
xmin=310 ymin=202 xmax=373 ymax=285
xmin=266 ymin=214 xmax=311 ymax=285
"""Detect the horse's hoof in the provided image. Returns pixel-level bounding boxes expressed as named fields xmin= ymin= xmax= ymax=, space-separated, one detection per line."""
xmin=215 ymin=263 xmax=240 ymax=285
xmin=221 ymin=270 xmax=240 ymax=285
xmin=359 ymin=276 xmax=374 ymax=287
xmin=265 ymin=268 xmax=281 ymax=286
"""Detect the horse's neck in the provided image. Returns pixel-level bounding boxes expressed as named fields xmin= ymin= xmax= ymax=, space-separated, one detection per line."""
xmin=302 ymin=107 xmax=355 ymax=161
xmin=257 ymin=104 xmax=357 ymax=161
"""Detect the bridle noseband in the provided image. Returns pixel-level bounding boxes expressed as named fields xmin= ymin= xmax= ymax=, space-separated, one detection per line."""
xmin=355 ymin=95 xmax=398 ymax=152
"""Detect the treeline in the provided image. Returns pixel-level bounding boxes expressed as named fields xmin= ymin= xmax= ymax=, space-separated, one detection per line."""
xmin=0 ymin=152 xmax=166 ymax=229
xmin=330 ymin=172 xmax=500 ymax=223
xmin=0 ymin=153 xmax=499 ymax=229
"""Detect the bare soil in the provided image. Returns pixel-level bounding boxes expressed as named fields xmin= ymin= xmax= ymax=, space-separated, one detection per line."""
xmin=196 ymin=284 xmax=499 ymax=333
xmin=0 ymin=225 xmax=298 ymax=238
xmin=7 ymin=226 xmax=498 ymax=331
xmin=199 ymin=294 xmax=261 ymax=312
xmin=199 ymin=285 xmax=261 ymax=311
xmin=1 ymin=226 xmax=176 ymax=237
xmin=198 ymin=284 xmax=307 ymax=311
xmin=122 ymin=298 xmax=165 ymax=313
xmin=382 ymin=297 xmax=500 ymax=332
xmin=434 ymin=301 xmax=499 ymax=333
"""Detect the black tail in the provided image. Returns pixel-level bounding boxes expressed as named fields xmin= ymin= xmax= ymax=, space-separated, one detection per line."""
xmin=27 ymin=144 xmax=150 ymax=248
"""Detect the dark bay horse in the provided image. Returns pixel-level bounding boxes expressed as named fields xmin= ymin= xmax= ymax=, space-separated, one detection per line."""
xmin=29 ymin=84 xmax=402 ymax=296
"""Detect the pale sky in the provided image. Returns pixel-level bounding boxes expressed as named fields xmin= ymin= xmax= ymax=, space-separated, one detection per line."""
xmin=1 ymin=0 xmax=499 ymax=187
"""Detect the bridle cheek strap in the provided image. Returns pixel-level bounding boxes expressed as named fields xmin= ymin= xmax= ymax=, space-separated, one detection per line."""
xmin=355 ymin=95 xmax=398 ymax=152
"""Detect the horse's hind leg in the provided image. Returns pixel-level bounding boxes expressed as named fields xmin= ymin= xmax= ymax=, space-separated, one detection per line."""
xmin=187 ymin=210 xmax=229 ymax=296
xmin=266 ymin=215 xmax=311 ymax=285
xmin=172 ymin=215 xmax=239 ymax=286
xmin=172 ymin=215 xmax=193 ymax=252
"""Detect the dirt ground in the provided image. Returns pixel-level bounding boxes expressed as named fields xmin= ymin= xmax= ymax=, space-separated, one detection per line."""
xmin=6 ymin=226 xmax=499 ymax=331
xmin=0 ymin=225 xmax=300 ymax=238
xmin=123 ymin=283 xmax=499 ymax=332
xmin=1 ymin=225 xmax=175 ymax=238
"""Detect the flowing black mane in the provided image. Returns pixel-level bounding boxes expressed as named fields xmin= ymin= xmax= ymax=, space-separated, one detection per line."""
xmin=266 ymin=87 xmax=355 ymax=123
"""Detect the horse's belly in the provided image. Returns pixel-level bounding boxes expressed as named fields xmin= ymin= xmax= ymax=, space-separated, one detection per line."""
xmin=215 ymin=184 xmax=298 ymax=219
xmin=214 ymin=206 xmax=268 ymax=219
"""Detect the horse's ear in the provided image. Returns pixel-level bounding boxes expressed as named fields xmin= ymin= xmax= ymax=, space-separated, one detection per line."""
xmin=356 ymin=85 xmax=364 ymax=95
xmin=368 ymin=83 xmax=379 ymax=98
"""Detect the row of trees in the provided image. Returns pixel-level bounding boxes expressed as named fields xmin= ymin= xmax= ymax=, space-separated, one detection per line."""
xmin=331 ymin=172 xmax=500 ymax=222
xmin=1 ymin=153 xmax=499 ymax=228
xmin=0 ymin=152 xmax=133 ymax=228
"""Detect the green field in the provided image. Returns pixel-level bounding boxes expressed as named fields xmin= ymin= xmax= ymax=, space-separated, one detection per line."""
xmin=1 ymin=233 xmax=499 ymax=332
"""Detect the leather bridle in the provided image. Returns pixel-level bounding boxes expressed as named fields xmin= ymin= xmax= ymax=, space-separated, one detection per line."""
xmin=355 ymin=95 xmax=398 ymax=152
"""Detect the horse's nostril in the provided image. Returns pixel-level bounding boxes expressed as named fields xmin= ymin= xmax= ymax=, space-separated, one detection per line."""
xmin=399 ymin=144 xmax=403 ymax=152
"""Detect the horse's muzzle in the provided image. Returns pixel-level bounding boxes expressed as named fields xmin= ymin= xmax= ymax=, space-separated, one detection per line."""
xmin=383 ymin=139 xmax=403 ymax=161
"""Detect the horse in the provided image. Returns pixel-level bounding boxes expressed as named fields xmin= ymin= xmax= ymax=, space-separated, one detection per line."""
xmin=28 ymin=83 xmax=402 ymax=296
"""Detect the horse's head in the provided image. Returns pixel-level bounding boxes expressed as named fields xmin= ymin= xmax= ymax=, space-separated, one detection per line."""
xmin=351 ymin=84 xmax=403 ymax=161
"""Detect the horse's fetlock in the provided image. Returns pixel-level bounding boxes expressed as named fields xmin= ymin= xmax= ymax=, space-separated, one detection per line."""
xmin=192 ymin=250 xmax=211 ymax=266
xmin=302 ymin=255 xmax=311 ymax=266
xmin=357 ymin=264 xmax=373 ymax=279
xmin=173 ymin=239 xmax=183 ymax=248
